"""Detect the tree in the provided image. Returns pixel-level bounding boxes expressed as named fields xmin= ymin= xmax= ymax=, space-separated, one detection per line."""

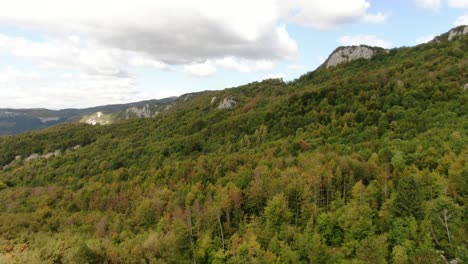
xmin=425 ymin=196 xmax=462 ymax=255
xmin=355 ymin=235 xmax=388 ymax=264
xmin=264 ymin=194 xmax=292 ymax=232
xmin=393 ymin=175 xmax=423 ymax=219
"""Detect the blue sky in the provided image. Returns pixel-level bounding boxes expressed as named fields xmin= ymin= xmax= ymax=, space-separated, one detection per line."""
xmin=0 ymin=0 xmax=467 ymax=109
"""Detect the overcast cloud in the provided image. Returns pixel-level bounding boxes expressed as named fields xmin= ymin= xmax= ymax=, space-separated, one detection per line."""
xmin=0 ymin=0 xmax=382 ymax=65
xmin=0 ymin=0 xmax=393 ymax=108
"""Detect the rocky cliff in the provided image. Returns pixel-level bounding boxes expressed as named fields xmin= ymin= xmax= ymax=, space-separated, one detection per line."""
xmin=324 ymin=45 xmax=387 ymax=68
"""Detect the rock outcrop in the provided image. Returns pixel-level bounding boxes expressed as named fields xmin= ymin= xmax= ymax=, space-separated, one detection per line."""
xmin=43 ymin=150 xmax=61 ymax=159
xmin=2 ymin=156 xmax=21 ymax=171
xmin=218 ymin=98 xmax=237 ymax=110
xmin=325 ymin=45 xmax=383 ymax=68
xmin=448 ymin=25 xmax=468 ymax=41
xmin=432 ymin=25 xmax=468 ymax=42
xmin=126 ymin=104 xmax=152 ymax=118
xmin=25 ymin=153 xmax=40 ymax=162
xmin=84 ymin=112 xmax=109 ymax=125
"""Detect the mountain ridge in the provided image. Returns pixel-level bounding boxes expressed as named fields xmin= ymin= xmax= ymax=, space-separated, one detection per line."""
xmin=2 ymin=25 xmax=467 ymax=136
xmin=0 ymin=25 xmax=466 ymax=263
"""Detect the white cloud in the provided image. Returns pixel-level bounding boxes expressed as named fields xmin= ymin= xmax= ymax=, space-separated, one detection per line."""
xmin=0 ymin=0 xmax=384 ymax=64
xmin=0 ymin=34 xmax=169 ymax=77
xmin=214 ymin=57 xmax=275 ymax=73
xmin=448 ymin=0 xmax=468 ymax=8
xmin=0 ymin=1 xmax=389 ymax=108
xmin=0 ymin=68 xmax=155 ymax=109
xmin=280 ymin=0 xmax=372 ymax=29
xmin=0 ymin=67 xmax=41 ymax=83
xmin=415 ymin=0 xmax=441 ymax=11
xmin=416 ymin=34 xmax=435 ymax=44
xmin=184 ymin=61 xmax=217 ymax=77
xmin=362 ymin=12 xmax=389 ymax=23
xmin=339 ymin=35 xmax=392 ymax=48
xmin=0 ymin=0 xmax=297 ymax=64
xmin=184 ymin=57 xmax=276 ymax=77
xmin=454 ymin=14 xmax=468 ymax=25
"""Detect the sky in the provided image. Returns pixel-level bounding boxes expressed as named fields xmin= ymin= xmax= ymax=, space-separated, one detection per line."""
xmin=0 ymin=0 xmax=467 ymax=109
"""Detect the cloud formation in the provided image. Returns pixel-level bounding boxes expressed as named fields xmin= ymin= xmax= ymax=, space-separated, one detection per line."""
xmin=279 ymin=0 xmax=373 ymax=29
xmin=0 ymin=0 xmax=381 ymax=65
xmin=454 ymin=14 xmax=468 ymax=25
xmin=339 ymin=35 xmax=392 ymax=48
xmin=0 ymin=0 xmax=386 ymax=108
xmin=0 ymin=67 xmax=157 ymax=109
xmin=0 ymin=34 xmax=169 ymax=77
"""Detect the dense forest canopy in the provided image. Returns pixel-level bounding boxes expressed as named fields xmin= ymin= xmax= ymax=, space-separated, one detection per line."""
xmin=0 ymin=28 xmax=467 ymax=263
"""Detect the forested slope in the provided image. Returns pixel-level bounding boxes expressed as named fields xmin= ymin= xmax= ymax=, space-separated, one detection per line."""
xmin=0 ymin=28 xmax=467 ymax=263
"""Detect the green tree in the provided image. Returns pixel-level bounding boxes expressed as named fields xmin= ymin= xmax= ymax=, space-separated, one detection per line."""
xmin=264 ymin=194 xmax=292 ymax=232
xmin=393 ymin=175 xmax=423 ymax=219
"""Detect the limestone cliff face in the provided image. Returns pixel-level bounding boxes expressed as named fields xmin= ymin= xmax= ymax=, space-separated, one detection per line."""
xmin=217 ymin=98 xmax=237 ymax=110
xmin=324 ymin=45 xmax=386 ymax=68
xmin=432 ymin=25 xmax=468 ymax=42
xmin=126 ymin=104 xmax=152 ymax=119
xmin=448 ymin=25 xmax=468 ymax=41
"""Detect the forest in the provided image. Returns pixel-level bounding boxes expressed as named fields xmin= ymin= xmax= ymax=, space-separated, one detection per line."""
xmin=0 ymin=30 xmax=466 ymax=263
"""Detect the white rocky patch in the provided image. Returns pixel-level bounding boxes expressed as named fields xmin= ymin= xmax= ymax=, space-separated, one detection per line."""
xmin=71 ymin=145 xmax=81 ymax=150
xmin=25 ymin=153 xmax=40 ymax=162
xmin=165 ymin=104 xmax=174 ymax=111
xmin=325 ymin=46 xmax=379 ymax=68
xmin=211 ymin=96 xmax=217 ymax=104
xmin=448 ymin=26 xmax=468 ymax=41
xmin=85 ymin=112 xmax=104 ymax=125
xmin=218 ymin=98 xmax=237 ymax=110
xmin=126 ymin=104 xmax=152 ymax=119
xmin=43 ymin=152 xmax=55 ymax=159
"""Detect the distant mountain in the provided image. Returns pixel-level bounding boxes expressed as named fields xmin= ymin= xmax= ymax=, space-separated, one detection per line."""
xmin=0 ymin=97 xmax=178 ymax=135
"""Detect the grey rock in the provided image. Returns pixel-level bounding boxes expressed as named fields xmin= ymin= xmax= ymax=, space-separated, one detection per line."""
xmin=165 ymin=104 xmax=174 ymax=111
xmin=218 ymin=98 xmax=237 ymax=110
xmin=72 ymin=145 xmax=81 ymax=150
xmin=126 ymin=104 xmax=152 ymax=118
xmin=54 ymin=150 xmax=61 ymax=156
xmin=326 ymin=45 xmax=378 ymax=68
xmin=43 ymin=152 xmax=55 ymax=159
xmin=26 ymin=153 xmax=40 ymax=162
xmin=448 ymin=26 xmax=468 ymax=41
xmin=211 ymin=96 xmax=217 ymax=105
xmin=3 ymin=155 xmax=23 ymax=170
xmin=464 ymin=83 xmax=468 ymax=90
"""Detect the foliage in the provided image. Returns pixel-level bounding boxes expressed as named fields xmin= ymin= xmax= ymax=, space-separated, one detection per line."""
xmin=0 ymin=32 xmax=466 ymax=263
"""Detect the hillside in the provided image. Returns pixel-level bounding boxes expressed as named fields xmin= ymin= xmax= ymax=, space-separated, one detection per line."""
xmin=0 ymin=97 xmax=177 ymax=135
xmin=0 ymin=26 xmax=467 ymax=263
